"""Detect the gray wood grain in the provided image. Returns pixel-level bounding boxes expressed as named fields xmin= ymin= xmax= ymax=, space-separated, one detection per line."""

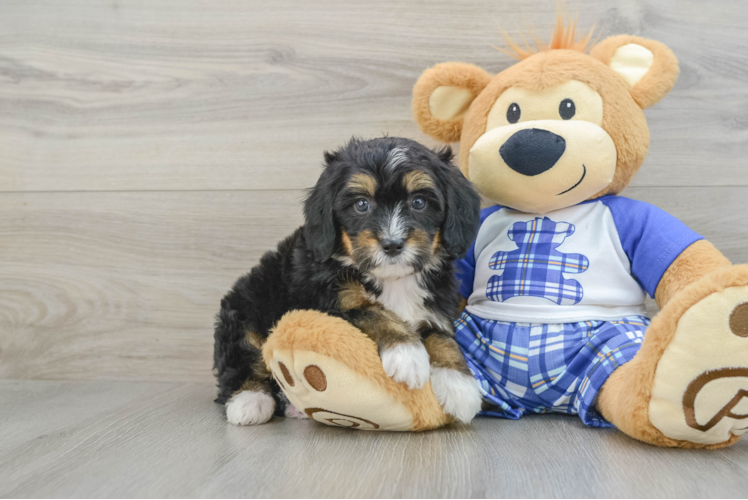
xmin=1 ymin=187 xmax=747 ymax=383
xmin=0 ymin=0 xmax=747 ymax=192
xmin=0 ymin=190 xmax=303 ymax=382
xmin=0 ymin=379 xmax=746 ymax=498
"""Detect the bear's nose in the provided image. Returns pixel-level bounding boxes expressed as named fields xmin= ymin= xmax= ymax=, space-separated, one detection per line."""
xmin=499 ymin=128 xmax=566 ymax=176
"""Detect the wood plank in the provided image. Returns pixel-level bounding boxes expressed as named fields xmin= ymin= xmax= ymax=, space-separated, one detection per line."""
xmin=0 ymin=190 xmax=304 ymax=382
xmin=0 ymin=186 xmax=746 ymax=382
xmin=1 ymin=0 xmax=747 ymax=192
xmin=1 ymin=379 xmax=747 ymax=498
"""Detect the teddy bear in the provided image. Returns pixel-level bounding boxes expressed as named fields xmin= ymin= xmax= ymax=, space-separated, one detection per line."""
xmin=262 ymin=16 xmax=748 ymax=447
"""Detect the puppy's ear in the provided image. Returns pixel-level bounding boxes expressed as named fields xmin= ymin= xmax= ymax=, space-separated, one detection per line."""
xmin=303 ymin=163 xmax=337 ymax=262
xmin=440 ymin=154 xmax=481 ymax=259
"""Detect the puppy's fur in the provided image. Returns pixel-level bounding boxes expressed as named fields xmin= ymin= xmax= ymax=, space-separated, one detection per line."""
xmin=213 ymin=137 xmax=482 ymax=425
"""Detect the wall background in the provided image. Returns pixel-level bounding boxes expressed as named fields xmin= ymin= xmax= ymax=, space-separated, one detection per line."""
xmin=1 ymin=0 xmax=747 ymax=383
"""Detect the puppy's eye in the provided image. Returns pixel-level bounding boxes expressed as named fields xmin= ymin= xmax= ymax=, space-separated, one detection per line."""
xmin=354 ymin=199 xmax=370 ymax=213
xmin=507 ymin=103 xmax=521 ymax=124
xmin=559 ymin=99 xmax=575 ymax=120
xmin=411 ymin=197 xmax=426 ymax=211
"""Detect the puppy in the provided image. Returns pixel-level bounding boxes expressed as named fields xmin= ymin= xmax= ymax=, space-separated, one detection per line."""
xmin=213 ymin=137 xmax=483 ymax=425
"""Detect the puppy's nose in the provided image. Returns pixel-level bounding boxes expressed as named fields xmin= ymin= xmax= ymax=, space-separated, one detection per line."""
xmin=500 ymin=128 xmax=566 ymax=176
xmin=381 ymin=238 xmax=405 ymax=257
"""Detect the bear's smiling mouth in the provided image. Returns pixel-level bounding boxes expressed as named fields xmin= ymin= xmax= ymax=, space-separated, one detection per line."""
xmin=557 ymin=164 xmax=587 ymax=195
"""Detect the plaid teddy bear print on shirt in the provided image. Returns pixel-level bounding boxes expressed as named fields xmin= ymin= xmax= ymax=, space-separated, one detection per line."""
xmin=486 ymin=217 xmax=589 ymax=305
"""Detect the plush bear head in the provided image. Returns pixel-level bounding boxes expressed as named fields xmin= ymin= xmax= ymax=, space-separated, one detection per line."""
xmin=412 ymin=17 xmax=680 ymax=214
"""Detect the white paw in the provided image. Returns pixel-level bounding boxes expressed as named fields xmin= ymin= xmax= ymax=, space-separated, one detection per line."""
xmin=284 ymin=403 xmax=309 ymax=420
xmin=380 ymin=342 xmax=431 ymax=389
xmin=431 ymin=367 xmax=483 ymax=424
xmin=225 ymin=390 xmax=275 ymax=426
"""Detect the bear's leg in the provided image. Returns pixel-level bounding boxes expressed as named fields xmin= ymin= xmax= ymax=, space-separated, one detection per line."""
xmin=598 ymin=265 xmax=748 ymax=448
xmin=262 ymin=310 xmax=452 ymax=431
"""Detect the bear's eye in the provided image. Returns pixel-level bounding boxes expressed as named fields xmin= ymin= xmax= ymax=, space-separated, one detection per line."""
xmin=506 ymin=103 xmax=521 ymax=124
xmin=354 ymin=199 xmax=370 ymax=213
xmin=559 ymin=99 xmax=576 ymax=120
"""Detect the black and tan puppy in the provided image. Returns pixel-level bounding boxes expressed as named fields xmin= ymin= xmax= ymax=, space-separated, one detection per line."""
xmin=213 ymin=137 xmax=482 ymax=425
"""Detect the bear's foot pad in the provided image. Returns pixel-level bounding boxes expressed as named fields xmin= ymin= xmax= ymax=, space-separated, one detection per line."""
xmin=650 ymin=285 xmax=748 ymax=444
xmin=268 ymin=349 xmax=416 ymax=431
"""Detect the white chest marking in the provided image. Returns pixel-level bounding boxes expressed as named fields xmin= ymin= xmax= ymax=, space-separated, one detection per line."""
xmin=375 ymin=273 xmax=446 ymax=330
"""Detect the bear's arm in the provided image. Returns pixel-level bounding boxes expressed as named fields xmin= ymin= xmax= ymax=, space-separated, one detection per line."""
xmin=455 ymin=245 xmax=476 ymax=301
xmin=600 ymin=196 xmax=708 ymax=305
xmin=454 ymin=205 xmax=504 ymax=305
xmin=654 ymin=239 xmax=731 ymax=308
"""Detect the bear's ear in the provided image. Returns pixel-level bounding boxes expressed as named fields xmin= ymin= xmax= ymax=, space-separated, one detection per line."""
xmin=590 ymin=35 xmax=679 ymax=109
xmin=412 ymin=62 xmax=492 ymax=143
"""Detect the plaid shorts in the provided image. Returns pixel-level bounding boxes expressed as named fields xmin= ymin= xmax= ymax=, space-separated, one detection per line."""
xmin=455 ymin=311 xmax=650 ymax=427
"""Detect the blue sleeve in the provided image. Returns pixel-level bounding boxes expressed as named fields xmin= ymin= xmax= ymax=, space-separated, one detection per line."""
xmin=455 ymin=243 xmax=476 ymax=299
xmin=600 ymin=196 xmax=703 ymax=298
xmin=454 ymin=205 xmax=503 ymax=299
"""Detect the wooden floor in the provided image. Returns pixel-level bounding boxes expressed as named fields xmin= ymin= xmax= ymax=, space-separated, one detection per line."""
xmin=1 ymin=379 xmax=747 ymax=499
xmin=2 ymin=0 xmax=748 ymax=497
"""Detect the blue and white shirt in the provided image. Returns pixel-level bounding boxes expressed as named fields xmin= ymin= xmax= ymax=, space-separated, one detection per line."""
xmin=456 ymin=196 xmax=703 ymax=324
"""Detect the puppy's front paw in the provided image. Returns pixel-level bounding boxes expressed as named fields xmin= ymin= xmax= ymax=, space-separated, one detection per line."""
xmin=225 ymin=390 xmax=275 ymax=426
xmin=380 ymin=342 xmax=430 ymax=389
xmin=431 ymin=367 xmax=483 ymax=424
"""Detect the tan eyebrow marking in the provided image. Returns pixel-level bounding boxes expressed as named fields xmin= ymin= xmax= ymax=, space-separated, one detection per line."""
xmin=403 ymin=170 xmax=435 ymax=192
xmin=347 ymin=173 xmax=377 ymax=197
